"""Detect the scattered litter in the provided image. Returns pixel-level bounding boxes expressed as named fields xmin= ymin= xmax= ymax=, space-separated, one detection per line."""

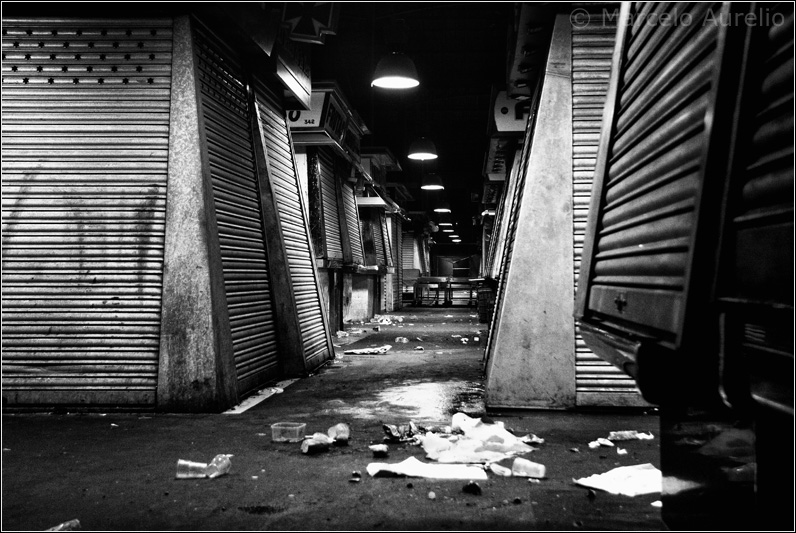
xmin=528 ymin=478 xmax=540 ymax=484
xmin=588 ymin=438 xmax=615 ymax=448
xmin=461 ymin=338 xmax=469 ymax=343
xmin=617 ymin=448 xmax=628 ymax=455
xmin=723 ymin=462 xmax=756 ymax=483
xmin=522 ymin=434 xmax=544 ymax=445
xmin=348 ymin=477 xmax=361 ymax=483
xmin=415 ymin=337 xmax=424 ymax=341
xmin=511 ymin=457 xmax=546 ymax=478
xmin=470 ymin=315 xmax=477 ymax=318
xmin=344 ymin=345 xmax=392 ymax=355
xmin=45 ymin=519 xmax=82 ymax=531
xmin=252 ymin=476 xmax=258 ymax=480
xmin=383 ymin=422 xmax=419 ymax=442
xmin=587 ymin=489 xmax=597 ymax=500
xmin=473 ymin=337 xmax=480 ymax=342
xmin=445 ymin=315 xmax=454 ymax=318
xmin=651 ymin=500 xmax=662 ymax=508
xmin=395 ymin=337 xmax=409 ymax=343
xmin=369 ymin=444 xmax=389 ymax=458
xmin=2 ymin=448 xmax=9 ymax=452
xmin=419 ymin=413 xmax=536 ymax=464
xmin=335 ymin=331 xmax=349 ymax=338
xmin=333 ymin=344 xmax=342 ymax=348
xmin=435 ymin=351 xmax=443 ymax=354
xmin=327 ymin=423 xmax=350 ymax=445
xmin=607 ymin=430 xmax=654 ymax=441
xmin=573 ymin=463 xmax=662 ymax=497
xmin=428 ymin=491 xmax=436 ymax=500
xmin=462 ymin=481 xmax=482 ymax=495
xmin=367 ymin=456 xmax=487 ymax=480
xmin=301 ymin=433 xmax=333 ymax=454
xmin=414 ymin=346 xmax=424 ymax=351
xmin=489 ymin=463 xmax=512 ymax=477
xmin=451 ymin=334 xmax=462 ymax=338
xmin=570 ymin=447 xmax=580 ymax=453
xmin=176 ymin=454 xmax=233 ymax=479
xmin=271 ymin=422 xmax=306 ymax=442
xmin=110 ymin=423 xmax=119 ymax=428
xmin=350 ymin=470 xmax=362 ymax=480
xmin=373 ymin=326 xmax=380 ymax=332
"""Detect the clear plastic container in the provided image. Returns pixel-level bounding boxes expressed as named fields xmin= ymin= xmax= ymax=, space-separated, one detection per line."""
xmin=271 ymin=422 xmax=306 ymax=442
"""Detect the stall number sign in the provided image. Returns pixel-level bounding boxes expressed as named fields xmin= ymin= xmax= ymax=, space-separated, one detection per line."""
xmin=288 ymin=91 xmax=326 ymax=128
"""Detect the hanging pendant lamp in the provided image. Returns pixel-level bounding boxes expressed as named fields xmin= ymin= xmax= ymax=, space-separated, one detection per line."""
xmin=408 ymin=137 xmax=438 ymax=160
xmin=371 ymin=52 xmax=420 ymax=89
xmin=421 ymin=172 xmax=444 ymax=190
xmin=433 ymin=200 xmax=451 ymax=214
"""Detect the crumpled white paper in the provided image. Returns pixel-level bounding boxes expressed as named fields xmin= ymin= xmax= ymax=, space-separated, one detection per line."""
xmin=366 ymin=456 xmax=487 ymax=480
xmin=573 ymin=463 xmax=662 ymax=497
xmin=344 ymin=345 xmax=392 ymax=355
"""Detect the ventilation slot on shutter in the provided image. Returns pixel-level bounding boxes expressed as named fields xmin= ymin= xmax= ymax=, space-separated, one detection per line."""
xmin=253 ymin=77 xmax=332 ymax=370
xmin=1 ymin=18 xmax=173 ymax=407
xmin=192 ymin=24 xmax=280 ymax=396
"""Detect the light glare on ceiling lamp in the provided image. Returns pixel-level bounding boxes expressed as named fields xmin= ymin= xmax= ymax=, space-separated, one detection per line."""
xmin=438 ymin=222 xmax=453 ymax=226
xmin=371 ymin=52 xmax=420 ymax=89
xmin=408 ymin=137 xmax=438 ymax=160
xmin=451 ymin=239 xmax=462 ymax=243
xmin=433 ymin=206 xmax=451 ymax=213
xmin=442 ymin=229 xmax=453 ymax=233
xmin=420 ymin=172 xmax=444 ymax=190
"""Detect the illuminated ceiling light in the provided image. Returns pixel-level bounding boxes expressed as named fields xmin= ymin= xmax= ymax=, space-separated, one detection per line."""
xmin=450 ymin=234 xmax=459 ymax=238
xmin=451 ymin=239 xmax=462 ymax=243
xmin=420 ymin=172 xmax=444 ymax=190
xmin=408 ymin=137 xmax=438 ymax=160
xmin=433 ymin=200 xmax=451 ymax=214
xmin=442 ymin=229 xmax=454 ymax=233
xmin=371 ymin=52 xmax=419 ymax=89
xmin=438 ymin=221 xmax=453 ymax=226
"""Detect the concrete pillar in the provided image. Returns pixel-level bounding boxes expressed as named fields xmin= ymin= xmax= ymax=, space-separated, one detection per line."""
xmin=157 ymin=16 xmax=238 ymax=412
xmin=485 ymin=13 xmax=575 ymax=409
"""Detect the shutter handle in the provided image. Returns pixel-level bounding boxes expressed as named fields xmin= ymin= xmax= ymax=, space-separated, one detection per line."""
xmin=614 ymin=293 xmax=628 ymax=313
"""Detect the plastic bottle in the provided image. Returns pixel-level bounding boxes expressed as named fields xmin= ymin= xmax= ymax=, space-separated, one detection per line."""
xmin=205 ymin=454 xmax=233 ymax=479
xmin=511 ymin=457 xmax=546 ymax=478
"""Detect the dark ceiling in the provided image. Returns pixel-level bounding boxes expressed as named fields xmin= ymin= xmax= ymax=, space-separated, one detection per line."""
xmin=310 ymin=2 xmax=516 ymax=244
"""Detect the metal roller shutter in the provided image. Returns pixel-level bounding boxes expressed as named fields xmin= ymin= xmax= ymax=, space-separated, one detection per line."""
xmin=392 ymin=216 xmax=402 ymax=309
xmin=372 ymin=210 xmax=385 ymax=266
xmin=723 ymin=3 xmax=794 ymax=413
xmin=571 ymin=7 xmax=642 ymax=404
xmin=584 ymin=2 xmax=722 ymax=337
xmin=317 ymin=147 xmax=343 ymax=260
xmin=401 ymin=231 xmax=414 ymax=270
xmin=191 ymin=24 xmax=282 ymax=396
xmin=1 ymin=18 xmax=173 ymax=406
xmin=341 ymin=181 xmax=364 ymax=264
xmin=253 ymin=77 xmax=332 ymax=370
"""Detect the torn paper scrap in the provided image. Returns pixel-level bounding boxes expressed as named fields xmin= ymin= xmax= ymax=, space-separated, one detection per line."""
xmin=588 ymin=437 xmax=615 ymax=448
xmin=573 ymin=463 xmax=662 ymax=497
xmin=608 ymin=430 xmax=654 ymax=441
xmin=344 ymin=345 xmax=392 ymax=355
xmin=366 ymin=456 xmax=487 ymax=480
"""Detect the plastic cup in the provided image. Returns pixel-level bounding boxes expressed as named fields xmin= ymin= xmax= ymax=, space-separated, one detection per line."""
xmin=176 ymin=459 xmax=208 ymax=479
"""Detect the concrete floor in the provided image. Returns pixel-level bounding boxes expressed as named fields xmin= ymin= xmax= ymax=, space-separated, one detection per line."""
xmin=2 ymin=307 xmax=665 ymax=531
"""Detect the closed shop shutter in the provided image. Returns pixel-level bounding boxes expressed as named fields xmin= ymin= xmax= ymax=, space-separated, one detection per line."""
xmin=582 ymin=2 xmax=722 ymax=337
xmin=341 ymin=181 xmax=364 ymax=265
xmin=571 ymin=8 xmax=642 ymax=405
xmin=372 ymin=210 xmax=385 ymax=265
xmin=192 ymin=23 xmax=280 ymax=396
xmin=720 ymin=4 xmax=794 ymax=414
xmin=1 ymin=18 xmax=173 ymax=406
xmin=401 ymin=231 xmax=414 ymax=270
xmin=392 ymin=216 xmax=402 ymax=309
xmin=253 ymin=77 xmax=332 ymax=370
xmin=317 ymin=147 xmax=343 ymax=260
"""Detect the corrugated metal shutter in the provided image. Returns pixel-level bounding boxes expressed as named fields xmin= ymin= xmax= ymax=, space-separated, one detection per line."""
xmin=571 ymin=7 xmax=642 ymax=404
xmin=341 ymin=181 xmax=364 ymax=264
xmin=392 ymin=216 xmax=402 ymax=309
xmin=317 ymin=147 xmax=343 ymax=260
xmin=401 ymin=231 xmax=414 ymax=270
xmin=252 ymin=76 xmax=332 ymax=370
xmin=372 ymin=210 xmax=385 ymax=266
xmin=724 ymin=3 xmax=794 ymax=413
xmin=1 ymin=18 xmax=173 ymax=406
xmin=584 ymin=2 xmax=722 ymax=336
xmin=192 ymin=23 xmax=280 ymax=396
